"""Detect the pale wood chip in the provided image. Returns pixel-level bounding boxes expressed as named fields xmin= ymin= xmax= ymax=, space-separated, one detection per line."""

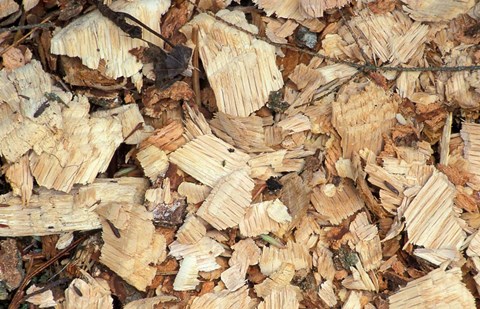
xmin=311 ymin=181 xmax=364 ymax=225
xmin=210 ymin=112 xmax=272 ymax=153
xmin=2 ymin=47 xmax=27 ymax=70
xmin=342 ymin=291 xmax=362 ymax=309
xmin=26 ymin=285 xmax=56 ymax=308
xmin=467 ymin=230 xmax=480 ymax=257
xmin=197 ymin=169 xmax=254 ymax=230
xmin=5 ymin=155 xmax=33 ymax=205
xmin=183 ymin=104 xmax=212 ymax=140
xmin=277 ymin=113 xmax=311 ymax=135
xmin=300 ymin=0 xmax=352 ymax=18
xmin=139 ymin=120 xmax=186 ymax=154
xmin=221 ymin=263 xmax=246 ymax=291
xmin=51 ymin=0 xmax=170 ymax=79
xmin=317 ymin=280 xmax=337 ymax=307
xmin=136 ymin=145 xmax=169 ymax=181
xmin=332 ymin=82 xmax=398 ymax=159
xmin=124 ymin=295 xmax=178 ymax=309
xmin=182 ymin=10 xmax=283 ymax=117
xmin=461 ymin=122 xmax=480 ymax=179
xmin=0 ymin=177 xmax=147 ymax=236
xmin=176 ymin=215 xmax=207 ymax=245
xmin=389 ymin=267 xmax=475 ymax=308
xmin=264 ymin=18 xmax=298 ymax=44
xmin=401 ymin=0 xmax=476 ymax=22
xmin=96 ymin=201 xmax=166 ymax=291
xmin=230 ymin=238 xmax=261 ymax=267
xmin=239 ymin=199 xmax=288 ymax=237
xmin=169 ymin=134 xmax=250 ymax=187
xmin=64 ymin=271 xmax=113 ymax=309
xmin=177 ymin=182 xmax=211 ymax=204
xmin=350 ymin=212 xmax=382 ymax=271
xmin=255 ymin=263 xmax=298 ymax=298
xmin=314 ymin=245 xmax=336 ymax=281
xmin=173 ymin=255 xmax=200 ymax=291
xmin=257 ymin=286 xmax=300 ymax=309
xmin=404 ymin=171 xmax=466 ymax=253
xmin=259 ymin=240 xmax=312 ymax=276
xmin=169 ymin=236 xmax=225 ymax=272
xmin=190 ymin=285 xmax=253 ymax=309
xmin=278 ymin=173 xmax=311 ymax=235
xmin=342 ymin=261 xmax=378 ymax=291
xmin=0 ymin=0 xmax=19 ymax=19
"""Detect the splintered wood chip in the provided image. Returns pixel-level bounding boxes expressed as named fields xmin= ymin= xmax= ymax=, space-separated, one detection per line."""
xmin=255 ymin=263 xmax=299 ymax=298
xmin=169 ymin=236 xmax=225 ymax=272
xmin=318 ymin=280 xmax=337 ymax=307
xmin=177 ymin=182 xmax=211 ymax=204
xmin=311 ymin=181 xmax=365 ymax=225
xmin=404 ymin=171 xmax=466 ymax=256
xmin=257 ymin=286 xmax=300 ymax=309
xmin=26 ymin=285 xmax=56 ymax=308
xmin=64 ymin=272 xmax=113 ymax=309
xmin=169 ymin=134 xmax=250 ymax=187
xmin=190 ymin=285 xmax=253 ymax=309
xmin=182 ymin=10 xmax=283 ymax=117
xmin=196 ymin=169 xmax=254 ymax=230
xmin=332 ymin=82 xmax=398 ymax=159
xmin=51 ymin=0 xmax=170 ymax=79
xmin=461 ymin=122 xmax=480 ymax=180
xmin=350 ymin=212 xmax=382 ymax=271
xmin=401 ymin=0 xmax=476 ymax=22
xmin=259 ymin=240 xmax=312 ymax=276
xmin=136 ymin=145 xmax=169 ymax=181
xmin=0 ymin=177 xmax=148 ymax=236
xmin=389 ymin=267 xmax=475 ymax=308
xmin=139 ymin=120 xmax=186 ymax=154
xmin=239 ymin=199 xmax=290 ymax=237
xmin=173 ymin=255 xmax=200 ymax=291
xmin=176 ymin=215 xmax=207 ymax=244
xmin=96 ymin=201 xmax=167 ymax=291
xmin=299 ymin=0 xmax=352 ymax=18
xmin=5 ymin=155 xmax=33 ymax=205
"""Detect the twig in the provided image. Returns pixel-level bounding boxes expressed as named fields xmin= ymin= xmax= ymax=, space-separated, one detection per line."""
xmin=0 ymin=22 xmax=55 ymax=33
xmin=9 ymin=234 xmax=88 ymax=309
xmin=192 ymin=25 xmax=201 ymax=106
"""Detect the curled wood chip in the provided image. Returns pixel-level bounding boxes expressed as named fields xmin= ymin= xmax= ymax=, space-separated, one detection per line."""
xmin=173 ymin=255 xmax=200 ymax=291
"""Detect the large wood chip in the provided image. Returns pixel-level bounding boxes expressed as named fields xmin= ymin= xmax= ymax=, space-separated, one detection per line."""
xmin=169 ymin=134 xmax=250 ymax=187
xmin=255 ymin=263 xmax=300 ymax=298
xmin=332 ymin=82 xmax=398 ymax=159
xmin=0 ymin=177 xmax=147 ymax=236
xmin=259 ymin=240 xmax=312 ymax=276
xmin=318 ymin=280 xmax=337 ymax=307
xmin=239 ymin=199 xmax=290 ymax=237
xmin=51 ymin=0 xmax=170 ymax=79
xmin=350 ymin=212 xmax=382 ymax=271
xmin=173 ymin=255 xmax=200 ymax=291
xmin=5 ymin=155 xmax=33 ymax=205
xmin=210 ymin=112 xmax=272 ymax=153
xmin=299 ymin=0 xmax=352 ymax=18
xmin=389 ymin=267 xmax=475 ymax=308
xmin=197 ymin=169 xmax=254 ymax=230
xmin=311 ymin=181 xmax=364 ymax=225
xmin=401 ymin=0 xmax=476 ymax=22
xmin=64 ymin=272 xmax=113 ymax=309
xmin=96 ymin=201 xmax=167 ymax=291
xmin=404 ymin=171 xmax=466 ymax=254
xmin=182 ymin=10 xmax=283 ymax=117
xmin=278 ymin=173 xmax=310 ymax=235
xmin=190 ymin=285 xmax=253 ymax=309
xmin=461 ymin=122 xmax=480 ymax=179
xmin=257 ymin=285 xmax=300 ymax=309
xmin=136 ymin=145 xmax=169 ymax=181
xmin=176 ymin=215 xmax=207 ymax=244
xmin=169 ymin=236 xmax=225 ymax=272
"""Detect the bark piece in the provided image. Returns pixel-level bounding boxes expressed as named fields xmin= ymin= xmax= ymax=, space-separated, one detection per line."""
xmin=190 ymin=285 xmax=253 ymax=309
xmin=0 ymin=239 xmax=23 ymax=290
xmin=332 ymin=82 xmax=398 ymax=159
xmin=64 ymin=272 xmax=113 ymax=309
xmin=259 ymin=240 xmax=312 ymax=276
xmin=182 ymin=10 xmax=283 ymax=117
xmin=96 ymin=201 xmax=166 ymax=291
xmin=197 ymin=169 xmax=254 ymax=230
xmin=239 ymin=199 xmax=290 ymax=237
xmin=311 ymin=181 xmax=364 ymax=225
xmin=401 ymin=0 xmax=476 ymax=22
xmin=51 ymin=0 xmax=170 ymax=79
xmin=169 ymin=134 xmax=250 ymax=187
xmin=389 ymin=267 xmax=475 ymax=308
xmin=404 ymin=171 xmax=466 ymax=254
xmin=0 ymin=177 xmax=147 ymax=236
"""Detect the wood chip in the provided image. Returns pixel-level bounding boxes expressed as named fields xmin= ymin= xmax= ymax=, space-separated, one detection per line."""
xmin=177 ymin=182 xmax=211 ymax=204
xmin=176 ymin=215 xmax=207 ymax=245
xmin=239 ymin=199 xmax=290 ymax=237
xmin=259 ymin=240 xmax=312 ymax=276
xmin=401 ymin=0 xmax=476 ymax=22
xmin=257 ymin=285 xmax=300 ymax=309
xmin=169 ymin=236 xmax=225 ymax=272
xmin=190 ymin=285 xmax=253 ymax=309
xmin=182 ymin=10 xmax=283 ymax=116
xmin=350 ymin=212 xmax=382 ymax=271
xmin=136 ymin=145 xmax=169 ymax=181
xmin=96 ymin=201 xmax=167 ymax=291
xmin=64 ymin=271 xmax=113 ymax=309
xmin=51 ymin=0 xmax=170 ymax=79
xmin=169 ymin=134 xmax=250 ymax=187
xmin=389 ymin=267 xmax=475 ymax=308
xmin=173 ymin=255 xmax=200 ymax=291
xmin=311 ymin=181 xmax=365 ymax=225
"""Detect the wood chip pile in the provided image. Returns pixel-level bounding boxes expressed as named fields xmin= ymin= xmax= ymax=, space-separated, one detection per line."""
xmin=0 ymin=0 xmax=480 ymax=307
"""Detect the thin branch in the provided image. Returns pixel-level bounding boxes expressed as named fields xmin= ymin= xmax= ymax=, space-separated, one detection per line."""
xmin=0 ymin=22 xmax=55 ymax=33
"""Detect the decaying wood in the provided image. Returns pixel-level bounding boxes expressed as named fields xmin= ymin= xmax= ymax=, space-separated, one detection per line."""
xmin=96 ymin=199 xmax=167 ymax=291
xmin=50 ymin=0 xmax=170 ymax=79
xmin=0 ymin=177 xmax=148 ymax=236
xmin=181 ymin=10 xmax=283 ymax=117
